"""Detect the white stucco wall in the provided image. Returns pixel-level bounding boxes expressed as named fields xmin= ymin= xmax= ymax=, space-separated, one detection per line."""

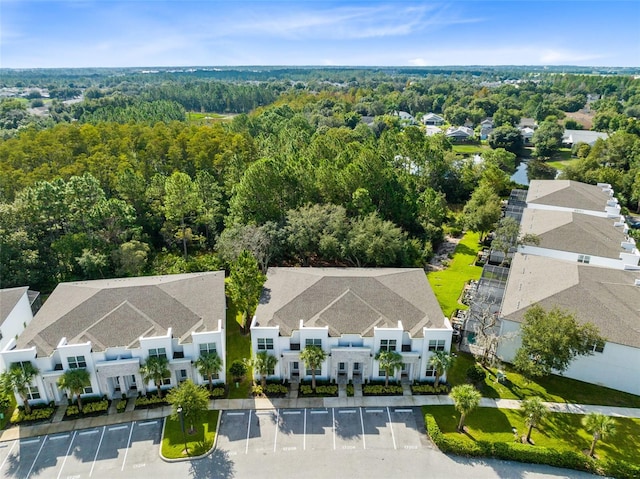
xmin=0 ymin=290 xmax=34 ymax=358
xmin=519 ymin=245 xmax=629 ymax=270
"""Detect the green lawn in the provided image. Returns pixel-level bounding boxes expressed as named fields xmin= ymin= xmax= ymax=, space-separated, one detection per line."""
xmin=452 ymin=143 xmax=490 ymax=155
xmin=161 ymin=410 xmax=219 ymax=459
xmin=427 ymin=232 xmax=483 ymax=318
xmin=448 ymin=352 xmax=640 ymax=408
xmin=425 ymin=405 xmax=640 ymax=464
xmin=225 ymin=299 xmax=253 ymax=399
xmin=547 ymin=157 xmax=580 ymax=170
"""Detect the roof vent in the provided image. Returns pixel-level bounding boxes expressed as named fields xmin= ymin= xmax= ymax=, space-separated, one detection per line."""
xmin=635 ymin=279 xmax=640 ymax=287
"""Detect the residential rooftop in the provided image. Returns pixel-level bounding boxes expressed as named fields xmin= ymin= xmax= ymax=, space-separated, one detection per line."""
xmin=253 ymin=268 xmax=446 ymax=338
xmin=15 ymin=272 xmax=226 ymax=356
xmin=502 ymin=253 xmax=640 ymax=348
xmin=520 ymin=208 xmax=628 ymax=259
xmin=0 ymin=287 xmax=29 ymax=324
xmin=562 ymin=129 xmax=609 ymax=146
xmin=526 ymin=180 xmax=612 ymax=212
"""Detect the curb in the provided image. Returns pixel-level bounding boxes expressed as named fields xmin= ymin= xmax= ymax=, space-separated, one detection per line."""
xmin=158 ymin=413 xmax=219 ymax=463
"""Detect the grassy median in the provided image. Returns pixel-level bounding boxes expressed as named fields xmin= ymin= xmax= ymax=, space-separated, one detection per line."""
xmin=162 ymin=410 xmax=219 ymax=459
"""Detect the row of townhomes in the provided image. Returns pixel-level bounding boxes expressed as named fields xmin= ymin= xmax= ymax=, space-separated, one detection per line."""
xmin=495 ymin=180 xmax=640 ymax=396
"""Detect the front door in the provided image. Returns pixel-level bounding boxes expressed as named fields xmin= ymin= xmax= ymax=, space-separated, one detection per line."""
xmin=401 ymin=363 xmax=410 ymax=378
xmin=291 ymin=361 xmax=299 ymax=379
xmin=338 ymin=362 xmax=346 ymax=375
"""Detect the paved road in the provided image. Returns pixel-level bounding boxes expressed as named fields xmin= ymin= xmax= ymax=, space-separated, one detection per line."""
xmin=0 ymin=409 xmax=600 ymax=479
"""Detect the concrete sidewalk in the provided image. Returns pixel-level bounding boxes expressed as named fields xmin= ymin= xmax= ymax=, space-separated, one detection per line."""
xmin=1 ymin=395 xmax=638 ymax=443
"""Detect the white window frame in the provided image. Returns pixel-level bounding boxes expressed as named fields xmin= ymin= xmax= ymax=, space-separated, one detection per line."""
xmin=428 ymin=340 xmax=446 ymax=352
xmin=305 ymin=338 xmax=322 ymax=347
xmin=257 ymin=338 xmax=274 ymax=350
xmin=425 ymin=365 xmax=437 ymax=377
xmin=27 ymin=386 xmax=41 ymax=400
xmin=199 ymin=342 xmax=217 ymax=356
xmin=578 ymin=254 xmax=591 ymax=264
xmin=380 ymin=339 xmax=397 ymax=352
xmin=67 ymin=355 xmax=87 ymax=369
xmin=149 ymin=347 xmax=167 ymax=359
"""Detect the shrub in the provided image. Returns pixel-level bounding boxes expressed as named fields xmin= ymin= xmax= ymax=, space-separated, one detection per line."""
xmin=209 ymin=386 xmax=226 ymax=398
xmin=10 ymin=405 xmax=55 ymax=424
xmin=362 ymin=384 xmax=403 ymax=396
xmin=466 ymin=365 xmax=486 ymax=384
xmin=252 ymin=385 xmax=264 ymax=396
xmin=600 ymin=459 xmax=640 ymax=479
xmin=265 ymin=384 xmax=288 ymax=396
xmin=134 ymin=394 xmax=167 ymax=408
xmin=299 ymin=384 xmax=338 ymax=397
xmin=411 ymin=383 xmax=450 ymax=395
xmin=346 ymin=384 xmax=354 ymax=397
xmin=82 ymin=400 xmax=109 ymax=414
xmin=117 ymin=399 xmax=127 ymax=413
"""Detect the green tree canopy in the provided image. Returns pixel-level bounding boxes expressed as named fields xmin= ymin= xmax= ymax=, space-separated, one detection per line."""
xmin=57 ymin=368 xmax=91 ymax=411
xmin=227 ymin=250 xmax=266 ymax=333
xmin=0 ymin=362 xmax=39 ymax=414
xmin=582 ymin=412 xmax=616 ymax=458
xmin=167 ymin=380 xmax=210 ymax=434
xmin=449 ymin=384 xmax=482 ymax=431
xmin=299 ymin=345 xmax=327 ymax=390
xmin=514 ymin=305 xmax=604 ymax=378
xmin=252 ymin=351 xmax=278 ymax=389
xmin=521 ymin=396 xmax=548 ymax=443
xmin=194 ymin=352 xmax=223 ymax=391
xmin=375 ymin=350 xmax=403 ymax=387
xmin=140 ymin=356 xmax=170 ymax=398
xmin=428 ymin=351 xmax=455 ymax=387
xmin=461 ymin=184 xmax=501 ymax=241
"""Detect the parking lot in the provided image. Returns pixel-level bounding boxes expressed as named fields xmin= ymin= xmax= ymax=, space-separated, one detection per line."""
xmin=0 ymin=419 xmax=162 ymax=479
xmin=216 ymin=407 xmax=425 ymax=456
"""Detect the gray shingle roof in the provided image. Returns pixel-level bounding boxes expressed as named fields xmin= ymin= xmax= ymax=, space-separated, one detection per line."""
xmin=520 ymin=208 xmax=627 ymax=259
xmin=0 ymin=287 xmax=29 ymax=324
xmin=254 ymin=268 xmax=445 ymax=338
xmin=502 ymin=254 xmax=640 ymax=348
xmin=526 ymin=180 xmax=610 ymax=212
xmin=17 ymin=272 xmax=225 ymax=356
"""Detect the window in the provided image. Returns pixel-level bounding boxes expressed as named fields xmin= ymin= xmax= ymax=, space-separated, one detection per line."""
xmin=592 ymin=341 xmax=605 ymax=353
xmin=13 ymin=361 xmax=33 ymax=370
xmin=425 ymin=365 xmax=436 ymax=377
xmin=257 ymin=338 xmax=274 ymax=350
xmin=27 ymin=386 xmax=40 ymax=400
xmin=578 ymin=255 xmax=591 ymax=264
xmin=305 ymin=338 xmax=322 ymax=347
xmin=67 ymin=356 xmax=87 ymax=369
xmin=178 ymin=369 xmax=188 ymax=383
xmin=428 ymin=340 xmax=446 ymax=352
xmin=149 ymin=348 xmax=167 ymax=359
xmin=161 ymin=377 xmax=171 ymax=386
xmin=380 ymin=339 xmax=397 ymax=352
xmin=83 ymin=386 xmax=93 ymax=394
xmin=199 ymin=343 xmax=217 ymax=356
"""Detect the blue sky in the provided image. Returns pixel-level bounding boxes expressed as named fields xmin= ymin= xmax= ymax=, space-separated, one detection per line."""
xmin=2 ymin=1 xmax=639 ymax=68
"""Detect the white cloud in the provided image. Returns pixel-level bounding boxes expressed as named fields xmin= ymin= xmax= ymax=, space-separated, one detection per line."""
xmin=409 ymin=58 xmax=428 ymax=66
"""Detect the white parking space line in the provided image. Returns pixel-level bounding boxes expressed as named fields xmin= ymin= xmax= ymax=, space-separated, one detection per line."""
xmin=121 ymin=421 xmax=135 ymax=471
xmin=332 ymin=408 xmax=336 ymax=450
xmin=359 ymin=408 xmax=366 ymax=450
xmin=366 ymin=409 xmax=383 ymax=413
xmin=49 ymin=434 xmax=70 ymax=440
xmin=0 ymin=441 xmax=17 ymax=471
xmin=273 ymin=409 xmax=279 ymax=452
xmin=395 ymin=409 xmax=412 ymax=413
xmin=138 ymin=421 xmax=158 ymax=426
xmin=310 ymin=410 xmax=328 ymax=414
xmin=79 ymin=429 xmax=100 ymax=436
xmin=338 ymin=410 xmax=356 ymax=414
xmin=227 ymin=412 xmax=244 ymax=416
xmin=245 ymin=410 xmax=252 ymax=455
xmin=56 ymin=430 xmax=77 ymax=479
xmin=26 ymin=435 xmax=47 ymax=479
xmin=109 ymin=425 xmax=128 ymax=431
xmin=89 ymin=426 xmax=106 ymax=477
xmin=21 ymin=439 xmax=40 ymax=445
xmin=387 ymin=407 xmax=397 ymax=450
xmin=303 ymin=409 xmax=307 ymax=451
xmin=282 ymin=411 xmax=301 ymax=415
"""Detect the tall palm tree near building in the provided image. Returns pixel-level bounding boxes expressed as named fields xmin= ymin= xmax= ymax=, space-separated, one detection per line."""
xmin=57 ymin=368 xmax=91 ymax=412
xmin=299 ymin=345 xmax=326 ymax=390
xmin=428 ymin=351 xmax=455 ymax=387
xmin=140 ymin=356 xmax=170 ymax=398
xmin=449 ymin=384 xmax=482 ymax=431
xmin=521 ymin=396 xmax=547 ymax=443
xmin=195 ymin=352 xmax=222 ymax=391
xmin=375 ymin=350 xmax=403 ymax=387
xmin=582 ymin=412 xmax=617 ymax=458
xmin=0 ymin=362 xmax=39 ymax=414
xmin=253 ymin=351 xmax=278 ymax=389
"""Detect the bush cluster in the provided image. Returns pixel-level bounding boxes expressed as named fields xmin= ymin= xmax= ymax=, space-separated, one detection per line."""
xmin=411 ymin=383 xmax=449 ymax=395
xmin=299 ymin=384 xmax=338 ymax=397
xmin=265 ymin=384 xmax=288 ymax=396
xmin=135 ymin=394 xmax=167 ymax=408
xmin=11 ymin=405 xmax=55 ymax=424
xmin=423 ymin=414 xmax=639 ymax=478
xmin=66 ymin=399 xmax=109 ymax=417
xmin=209 ymin=386 xmax=225 ymax=398
xmin=346 ymin=384 xmax=354 ymax=397
xmin=117 ymin=399 xmax=127 ymax=413
xmin=362 ymin=384 xmax=403 ymax=396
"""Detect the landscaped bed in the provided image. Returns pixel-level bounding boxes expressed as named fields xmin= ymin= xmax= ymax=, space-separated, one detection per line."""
xmin=362 ymin=382 xmax=403 ymax=396
xmin=64 ymin=396 xmax=110 ymax=419
xmin=134 ymin=393 xmax=169 ymax=409
xmin=411 ymin=382 xmax=450 ymax=395
xmin=424 ymin=405 xmax=640 ymax=478
xmin=299 ymin=381 xmax=337 ymax=397
xmin=253 ymin=382 xmax=288 ymax=397
xmin=10 ymin=403 xmax=55 ymax=425
xmin=161 ymin=409 xmax=219 ymax=459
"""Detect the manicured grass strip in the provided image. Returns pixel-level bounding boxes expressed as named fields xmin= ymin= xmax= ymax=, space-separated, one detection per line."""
xmin=546 ymin=158 xmax=580 ymax=170
xmin=424 ymin=405 xmax=640 ymax=464
xmin=452 ymin=144 xmax=490 ymax=155
xmin=225 ymin=298 xmax=253 ymax=399
xmin=162 ymin=410 xmax=219 ymax=459
xmin=427 ymin=231 xmax=483 ymax=318
xmin=447 ymin=352 xmax=640 ymax=408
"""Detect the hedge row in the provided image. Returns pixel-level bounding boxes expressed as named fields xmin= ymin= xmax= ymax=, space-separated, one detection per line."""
xmin=299 ymin=384 xmax=338 ymax=396
xmin=209 ymin=386 xmax=226 ymax=398
xmin=10 ymin=405 xmax=55 ymax=424
xmin=424 ymin=414 xmax=640 ymax=479
xmin=252 ymin=383 xmax=288 ymax=397
xmin=135 ymin=394 xmax=167 ymax=408
xmin=411 ymin=383 xmax=450 ymax=395
xmin=362 ymin=384 xmax=403 ymax=396
xmin=66 ymin=400 xmax=109 ymax=417
xmin=117 ymin=399 xmax=128 ymax=413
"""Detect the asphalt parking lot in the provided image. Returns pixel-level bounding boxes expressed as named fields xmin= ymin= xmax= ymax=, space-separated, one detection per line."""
xmin=215 ymin=407 xmax=425 ymax=456
xmin=0 ymin=419 xmax=162 ymax=479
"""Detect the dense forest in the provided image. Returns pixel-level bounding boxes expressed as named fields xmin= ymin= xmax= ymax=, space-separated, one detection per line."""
xmin=1 ymin=67 xmax=639 ymax=292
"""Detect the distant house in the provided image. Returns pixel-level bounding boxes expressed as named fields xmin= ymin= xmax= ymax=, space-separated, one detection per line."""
xmin=518 ymin=118 xmax=537 ymax=129
xmin=0 ymin=272 xmax=226 ymax=408
xmin=394 ymin=111 xmax=416 ymax=125
xmin=562 ymin=129 xmax=608 ymax=147
xmin=445 ymin=126 xmax=474 ymax=142
xmin=422 ymin=113 xmax=445 ymax=126
xmin=0 ymin=287 xmax=40 ymax=365
xmin=480 ymin=118 xmax=494 ymax=140
xmin=425 ymin=125 xmax=442 ymax=137
xmin=250 ymin=268 xmax=452 ymax=385
xmin=520 ymin=127 xmax=535 ymax=145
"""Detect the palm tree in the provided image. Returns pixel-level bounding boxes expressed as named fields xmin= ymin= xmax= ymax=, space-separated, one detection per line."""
xmin=140 ymin=356 xmax=170 ymax=398
xmin=449 ymin=384 xmax=482 ymax=431
xmin=57 ymin=369 xmax=91 ymax=412
xmin=194 ymin=352 xmax=222 ymax=391
xmin=299 ymin=345 xmax=326 ymax=390
xmin=582 ymin=412 xmax=617 ymax=458
xmin=375 ymin=350 xmax=403 ymax=387
xmin=428 ymin=351 xmax=455 ymax=388
xmin=253 ymin=351 xmax=278 ymax=389
xmin=0 ymin=362 xmax=39 ymax=414
xmin=521 ymin=396 xmax=547 ymax=443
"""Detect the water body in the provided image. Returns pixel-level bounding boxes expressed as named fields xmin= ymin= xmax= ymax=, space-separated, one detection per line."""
xmin=510 ymin=160 xmax=529 ymax=185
